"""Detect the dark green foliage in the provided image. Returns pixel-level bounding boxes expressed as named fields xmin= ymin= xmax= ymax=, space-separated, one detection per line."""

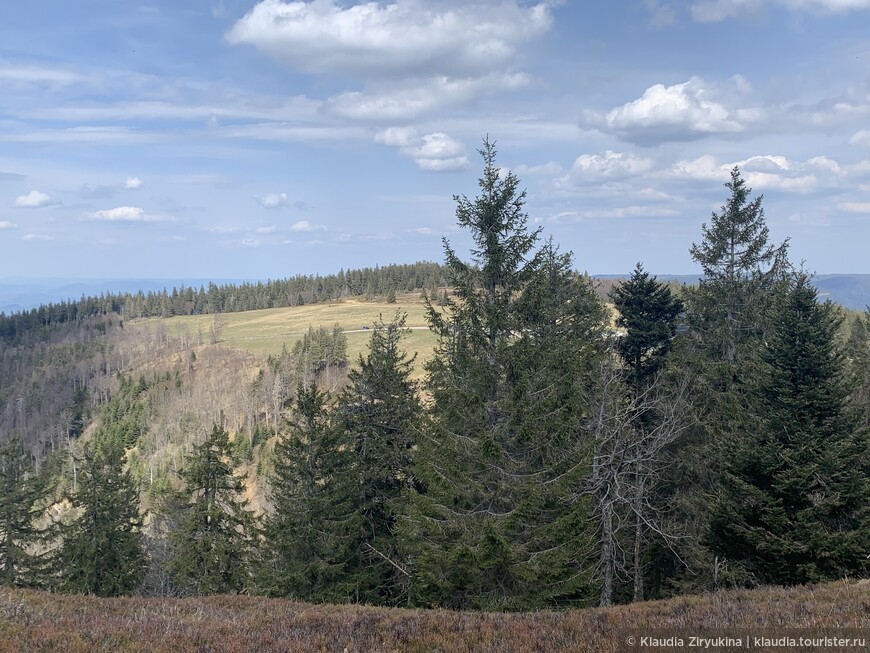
xmin=687 ymin=166 xmax=790 ymax=364
xmin=56 ymin=442 xmax=145 ymax=596
xmin=407 ymin=140 xmax=607 ymax=610
xmin=610 ymin=263 xmax=684 ymax=390
xmin=711 ymin=273 xmax=870 ymax=584
xmin=336 ymin=313 xmax=421 ymax=605
xmin=0 ymin=434 xmax=51 ymax=588
xmin=259 ymin=384 xmax=359 ymax=601
xmin=290 ymin=324 xmax=348 ymax=386
xmin=168 ymin=423 xmax=257 ymax=595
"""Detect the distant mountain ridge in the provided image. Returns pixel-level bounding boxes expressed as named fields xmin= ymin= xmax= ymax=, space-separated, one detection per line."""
xmin=2 ymin=272 xmax=869 ymax=316
xmin=0 ymin=278 xmax=254 ymax=314
xmin=594 ymin=274 xmax=870 ymax=311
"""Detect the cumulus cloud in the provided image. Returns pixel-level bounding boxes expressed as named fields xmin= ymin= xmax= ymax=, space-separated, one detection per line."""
xmin=589 ymin=76 xmax=763 ymax=145
xmin=290 ymin=220 xmax=326 ymax=232
xmin=512 ymin=162 xmax=563 ymax=177
xmin=567 ymin=151 xmax=655 ymax=180
xmin=377 ymin=130 xmax=470 ymax=172
xmin=257 ymin=192 xmax=289 ymax=208
xmin=22 ymin=233 xmax=54 ymax=241
xmin=254 ymin=225 xmax=277 ymax=234
xmin=666 ymin=153 xmax=865 ymax=192
xmin=90 ymin=206 xmax=170 ymax=222
xmin=124 ymin=176 xmax=143 ymax=189
xmin=0 ymin=221 xmax=18 ymax=229
xmin=226 ymin=0 xmax=553 ymax=78
xmin=691 ymin=0 xmax=870 ymax=22
xmin=14 ymin=190 xmax=54 ymax=208
xmin=374 ymin=126 xmax=418 ymax=147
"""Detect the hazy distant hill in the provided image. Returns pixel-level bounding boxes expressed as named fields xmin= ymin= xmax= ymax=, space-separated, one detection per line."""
xmin=595 ymin=274 xmax=870 ymax=311
xmin=0 ymin=278 xmax=254 ymax=314
xmin=3 ymin=272 xmax=869 ymax=316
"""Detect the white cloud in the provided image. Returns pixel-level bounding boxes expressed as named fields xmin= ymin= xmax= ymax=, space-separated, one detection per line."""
xmin=254 ymin=225 xmax=277 ymax=233
xmin=90 ymin=206 xmax=169 ymax=222
xmin=124 ymin=176 xmax=143 ymax=190
xmin=851 ymin=130 xmax=870 ymax=146
xmin=13 ymin=190 xmax=53 ymax=208
xmin=669 ymin=154 xmax=827 ymax=192
xmin=290 ymin=220 xmax=326 ymax=232
xmin=326 ymin=73 xmax=529 ymax=120
xmin=691 ymin=0 xmax=870 ymax=22
xmin=257 ymin=192 xmax=289 ymax=208
xmin=22 ymin=233 xmax=54 ymax=241
xmin=568 ymin=151 xmax=655 ymax=180
xmin=0 ymin=221 xmax=18 ymax=229
xmin=374 ymin=126 xmax=418 ymax=148
xmin=378 ymin=130 xmax=470 ymax=172
xmin=512 ymin=161 xmax=563 ymax=176
xmin=838 ymin=202 xmax=870 ymax=213
xmin=403 ymin=132 xmax=470 ymax=172
xmin=241 ymin=238 xmax=259 ymax=247
xmin=593 ymin=77 xmax=762 ymax=145
xmin=0 ymin=64 xmax=89 ymax=85
xmin=226 ymin=0 xmax=553 ymax=78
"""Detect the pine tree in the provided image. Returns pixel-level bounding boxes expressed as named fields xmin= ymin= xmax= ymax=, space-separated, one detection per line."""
xmin=335 ymin=313 xmax=421 ymax=605
xmin=406 ymin=139 xmax=607 ymax=610
xmin=168 ymin=423 xmax=257 ymax=595
xmin=0 ymin=434 xmax=50 ymax=588
xmin=57 ymin=442 xmax=145 ymax=596
xmin=710 ymin=273 xmax=870 ymax=584
xmin=610 ymin=263 xmax=683 ymax=391
xmin=259 ymin=383 xmax=359 ymax=601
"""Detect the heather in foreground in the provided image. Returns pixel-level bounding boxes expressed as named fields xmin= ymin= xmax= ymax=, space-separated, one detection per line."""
xmin=0 ymin=579 xmax=867 ymax=653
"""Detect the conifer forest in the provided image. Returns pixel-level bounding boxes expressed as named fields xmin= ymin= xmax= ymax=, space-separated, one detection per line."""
xmin=0 ymin=140 xmax=868 ymax=612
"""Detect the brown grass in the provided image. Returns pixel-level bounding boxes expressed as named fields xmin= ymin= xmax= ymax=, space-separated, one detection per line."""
xmin=0 ymin=580 xmax=866 ymax=652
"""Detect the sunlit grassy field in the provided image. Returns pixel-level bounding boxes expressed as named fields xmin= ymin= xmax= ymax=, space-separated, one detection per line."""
xmin=126 ymin=294 xmax=439 ymax=373
xmin=0 ymin=580 xmax=866 ymax=652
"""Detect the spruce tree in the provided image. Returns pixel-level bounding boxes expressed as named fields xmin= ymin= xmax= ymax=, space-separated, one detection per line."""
xmin=406 ymin=139 xmax=607 ymax=610
xmin=168 ymin=423 xmax=257 ymax=595
xmin=610 ymin=263 xmax=683 ymax=391
xmin=336 ymin=313 xmax=421 ymax=605
xmin=260 ymin=383 xmax=359 ymax=601
xmin=664 ymin=167 xmax=791 ymax=594
xmin=0 ymin=434 xmax=50 ymax=588
xmin=57 ymin=442 xmax=145 ymax=596
xmin=710 ymin=273 xmax=870 ymax=584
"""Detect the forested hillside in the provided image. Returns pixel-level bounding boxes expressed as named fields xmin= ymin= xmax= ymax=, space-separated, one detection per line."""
xmin=0 ymin=142 xmax=867 ymax=611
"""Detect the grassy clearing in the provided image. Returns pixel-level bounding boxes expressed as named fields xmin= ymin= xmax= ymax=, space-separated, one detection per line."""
xmin=126 ymin=294 xmax=439 ymax=373
xmin=0 ymin=580 xmax=866 ymax=652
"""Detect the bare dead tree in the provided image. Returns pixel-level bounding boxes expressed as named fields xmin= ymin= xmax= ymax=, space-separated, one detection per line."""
xmin=585 ymin=355 xmax=693 ymax=606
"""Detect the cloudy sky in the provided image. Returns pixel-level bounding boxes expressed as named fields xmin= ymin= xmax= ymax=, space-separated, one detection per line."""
xmin=2 ymin=0 xmax=870 ymax=279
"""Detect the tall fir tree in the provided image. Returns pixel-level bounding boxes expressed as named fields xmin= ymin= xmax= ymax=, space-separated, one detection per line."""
xmin=664 ymin=167 xmax=791 ymax=594
xmin=710 ymin=273 xmax=870 ymax=584
xmin=259 ymin=383 xmax=359 ymax=601
xmin=168 ymin=423 xmax=257 ymax=595
xmin=609 ymin=262 xmax=684 ymax=391
xmin=0 ymin=434 xmax=51 ymax=588
xmin=406 ymin=139 xmax=608 ymax=610
xmin=56 ymin=442 xmax=145 ymax=596
xmin=335 ymin=313 xmax=421 ymax=605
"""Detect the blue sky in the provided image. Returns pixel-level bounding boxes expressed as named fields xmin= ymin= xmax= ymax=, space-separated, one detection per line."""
xmin=2 ymin=0 xmax=870 ymax=279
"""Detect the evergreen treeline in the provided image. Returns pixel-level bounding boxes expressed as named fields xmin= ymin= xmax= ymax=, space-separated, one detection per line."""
xmin=0 ymin=262 xmax=448 ymax=345
xmin=1 ymin=141 xmax=867 ymax=607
